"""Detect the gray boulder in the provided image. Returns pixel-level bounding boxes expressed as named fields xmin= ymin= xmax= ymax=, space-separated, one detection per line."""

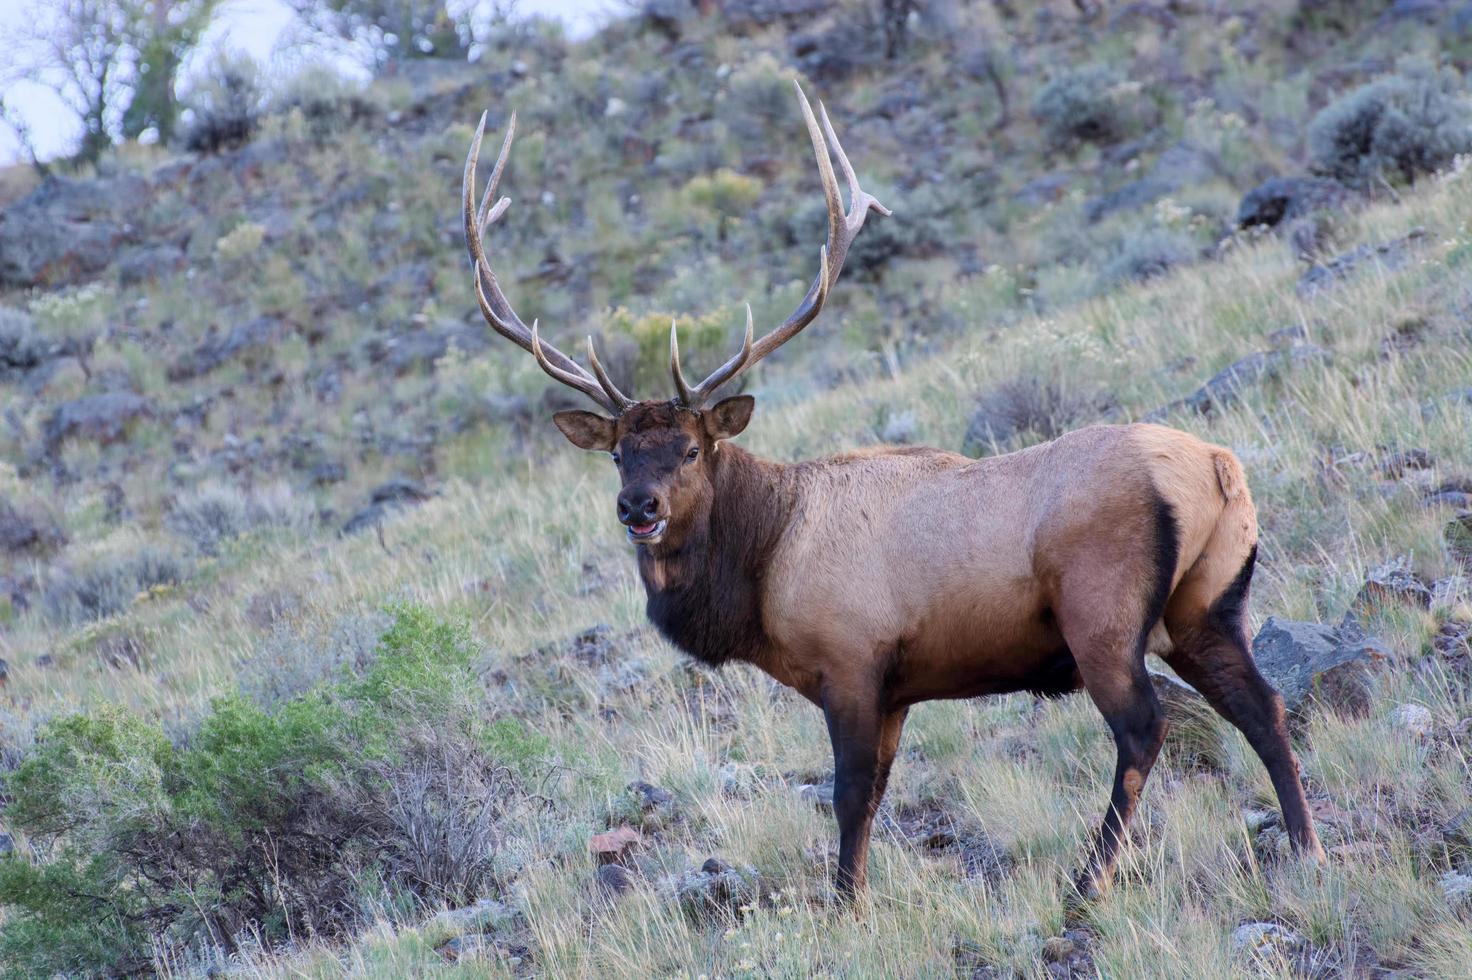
xmin=1298 ymin=229 xmax=1429 ymax=298
xmin=43 ymin=391 xmax=153 ymax=453
xmin=1146 ymin=345 xmax=1331 ymax=420
xmin=1237 ymin=176 xmax=1352 ymax=230
xmin=0 ymin=175 xmax=151 ymax=288
xmin=1251 ymin=616 xmax=1389 ymax=716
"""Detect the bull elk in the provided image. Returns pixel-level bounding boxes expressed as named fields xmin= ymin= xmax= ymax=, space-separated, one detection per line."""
xmin=459 ymin=85 xmax=1326 ymax=899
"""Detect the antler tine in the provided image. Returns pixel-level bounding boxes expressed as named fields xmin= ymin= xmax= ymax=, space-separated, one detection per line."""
xmin=463 ymin=111 xmax=627 ymax=415
xmin=674 ymin=84 xmax=887 ymax=408
xmin=587 ymin=335 xmax=636 ymax=411
xmin=669 ymin=320 xmax=697 ymax=406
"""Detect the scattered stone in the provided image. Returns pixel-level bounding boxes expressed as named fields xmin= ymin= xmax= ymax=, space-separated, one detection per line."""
xmin=340 ymin=478 xmax=435 ymax=535
xmin=676 ymin=857 xmax=761 ymax=922
xmin=1040 ymin=936 xmax=1075 ymax=963
xmin=1251 ymin=616 xmax=1389 ymax=716
xmin=0 ymin=496 xmax=65 ymax=554
xmin=889 ymin=800 xmax=1014 ymax=882
xmin=437 ymin=933 xmax=507 ymax=964
xmin=43 ymin=392 xmax=154 ymax=453
xmin=596 ymin=863 xmax=637 ymax=897
xmin=626 ymin=780 xmax=673 ymax=812
xmin=795 ymin=779 xmax=834 ymax=812
xmin=1266 ymin=323 xmax=1309 ymax=349
xmin=1237 ymin=176 xmax=1352 ymax=231
xmin=1446 ymin=511 xmax=1472 ymax=565
xmin=588 ymin=826 xmax=642 ymax=865
xmin=1146 ymin=346 xmax=1331 ymax=420
xmin=1390 ymin=703 xmax=1434 ymax=739
xmin=1432 ymin=576 xmax=1468 ymax=608
xmin=1297 ymin=229 xmax=1429 ymax=298
xmin=1378 ymin=448 xmax=1434 ymax=479
xmin=1440 ymin=868 xmax=1472 ymax=907
xmin=1355 ymin=557 xmax=1433 ymax=611
xmin=1232 ymin=922 xmax=1305 ymax=957
xmin=168 ymin=316 xmax=289 ymax=381
xmin=427 ymin=898 xmax=518 ymax=935
xmin=0 ymin=174 xmax=152 ymax=288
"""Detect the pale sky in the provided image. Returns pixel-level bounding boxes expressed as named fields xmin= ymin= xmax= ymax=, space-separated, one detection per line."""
xmin=0 ymin=0 xmax=615 ymax=165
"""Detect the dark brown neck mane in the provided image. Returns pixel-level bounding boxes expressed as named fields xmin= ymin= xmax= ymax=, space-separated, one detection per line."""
xmin=636 ymin=444 xmax=792 ymax=667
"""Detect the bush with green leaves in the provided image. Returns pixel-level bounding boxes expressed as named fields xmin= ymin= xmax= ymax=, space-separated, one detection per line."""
xmin=0 ymin=605 xmax=547 ymax=977
xmin=182 ymin=52 xmax=266 ymax=154
xmin=1031 ymin=65 xmax=1147 ymax=149
xmin=1308 ymin=62 xmax=1472 ymax=186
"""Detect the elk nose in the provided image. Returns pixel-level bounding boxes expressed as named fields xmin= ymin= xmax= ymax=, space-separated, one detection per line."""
xmin=617 ymin=488 xmax=662 ymax=525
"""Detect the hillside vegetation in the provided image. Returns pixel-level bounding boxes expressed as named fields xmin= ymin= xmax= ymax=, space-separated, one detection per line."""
xmin=2 ymin=1 xmax=1472 ymax=976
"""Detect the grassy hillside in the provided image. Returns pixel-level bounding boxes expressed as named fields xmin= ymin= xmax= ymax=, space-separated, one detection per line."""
xmin=2 ymin=1 xmax=1472 ymax=976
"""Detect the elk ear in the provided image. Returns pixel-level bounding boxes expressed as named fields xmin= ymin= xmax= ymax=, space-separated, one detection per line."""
xmin=704 ymin=395 xmax=755 ymax=442
xmin=552 ymin=411 xmax=617 ymax=452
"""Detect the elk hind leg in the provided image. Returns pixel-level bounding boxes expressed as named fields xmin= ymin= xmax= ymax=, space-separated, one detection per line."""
xmin=1164 ymin=550 xmax=1325 ymax=861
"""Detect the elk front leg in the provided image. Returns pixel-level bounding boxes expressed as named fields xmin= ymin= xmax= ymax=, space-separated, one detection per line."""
xmin=822 ymin=692 xmax=887 ymax=899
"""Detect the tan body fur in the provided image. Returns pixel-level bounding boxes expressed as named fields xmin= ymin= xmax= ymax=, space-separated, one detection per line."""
xmin=752 ymin=424 xmax=1254 ymax=707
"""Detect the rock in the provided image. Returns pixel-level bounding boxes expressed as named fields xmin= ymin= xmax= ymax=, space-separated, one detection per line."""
xmin=0 ymin=497 xmax=64 ymax=554
xmin=1440 ymin=868 xmax=1472 ymax=906
xmin=1041 ymin=936 xmax=1076 ymax=963
xmin=1390 ymin=703 xmax=1434 ymax=738
xmin=1297 ymin=229 xmax=1429 ymax=298
xmin=1250 ymin=616 xmax=1389 ymax=716
xmin=1237 ymin=176 xmax=1352 ymax=230
xmin=795 ymin=780 xmax=834 ymax=812
xmin=427 ymin=898 xmax=518 ymax=935
xmin=1232 ymin=922 xmax=1305 ymax=957
xmin=626 ymin=780 xmax=673 ymax=812
xmin=0 ymin=174 xmax=152 ymax=288
xmin=437 ymin=933 xmax=504 ymax=963
xmin=1432 ymin=576 xmax=1469 ymax=608
xmin=1355 ymin=557 xmax=1432 ymax=611
xmin=0 ymin=307 xmax=57 ymax=380
xmin=1378 ymin=448 xmax=1434 ymax=479
xmin=1013 ymin=172 xmax=1073 ymax=207
xmin=588 ymin=826 xmax=642 ymax=865
xmin=340 ymin=478 xmax=434 ymax=535
xmin=1147 ymin=346 xmax=1330 ymax=420
xmin=596 ymin=863 xmax=637 ymax=897
xmin=366 ymin=319 xmax=489 ymax=374
xmin=43 ymin=391 xmax=153 ymax=453
xmin=1085 ymin=176 xmax=1176 ymax=224
xmin=676 ymin=857 xmax=761 ymax=922
xmin=1446 ymin=511 xmax=1472 ymax=564
xmin=168 ymin=316 xmax=289 ymax=381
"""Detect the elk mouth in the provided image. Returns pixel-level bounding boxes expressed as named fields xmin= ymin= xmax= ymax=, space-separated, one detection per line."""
xmin=625 ymin=519 xmax=667 ymax=544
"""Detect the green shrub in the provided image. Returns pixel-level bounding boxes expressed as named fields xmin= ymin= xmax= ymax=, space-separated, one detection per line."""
xmin=1308 ymin=63 xmax=1472 ymax=186
xmin=182 ymin=52 xmax=266 ymax=154
xmin=0 ymin=605 xmax=543 ymax=976
xmin=1031 ymin=65 xmax=1147 ymax=148
xmin=41 ymin=545 xmax=192 ymax=625
xmin=272 ymin=64 xmax=379 ymax=141
xmin=1096 ymin=226 xmax=1198 ymax=291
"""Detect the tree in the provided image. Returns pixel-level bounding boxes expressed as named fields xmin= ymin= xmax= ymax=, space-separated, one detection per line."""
xmin=122 ymin=0 xmax=222 ymax=145
xmin=0 ymin=0 xmax=219 ymax=164
xmin=284 ymin=0 xmax=471 ymax=72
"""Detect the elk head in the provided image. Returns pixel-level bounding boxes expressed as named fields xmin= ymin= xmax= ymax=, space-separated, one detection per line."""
xmin=461 ymin=83 xmax=889 ymax=550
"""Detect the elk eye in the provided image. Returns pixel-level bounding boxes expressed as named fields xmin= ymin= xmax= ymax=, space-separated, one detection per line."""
xmin=610 ymin=451 xmax=621 ymax=464
xmin=685 ymin=447 xmax=700 ymax=463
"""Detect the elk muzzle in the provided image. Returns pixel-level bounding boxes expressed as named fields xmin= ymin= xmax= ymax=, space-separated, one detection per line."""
xmin=617 ymin=486 xmax=667 ymax=543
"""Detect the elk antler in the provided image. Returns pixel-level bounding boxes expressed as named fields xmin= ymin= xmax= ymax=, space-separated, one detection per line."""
xmin=669 ymin=82 xmax=891 ymax=409
xmin=463 ymin=111 xmax=635 ymax=416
